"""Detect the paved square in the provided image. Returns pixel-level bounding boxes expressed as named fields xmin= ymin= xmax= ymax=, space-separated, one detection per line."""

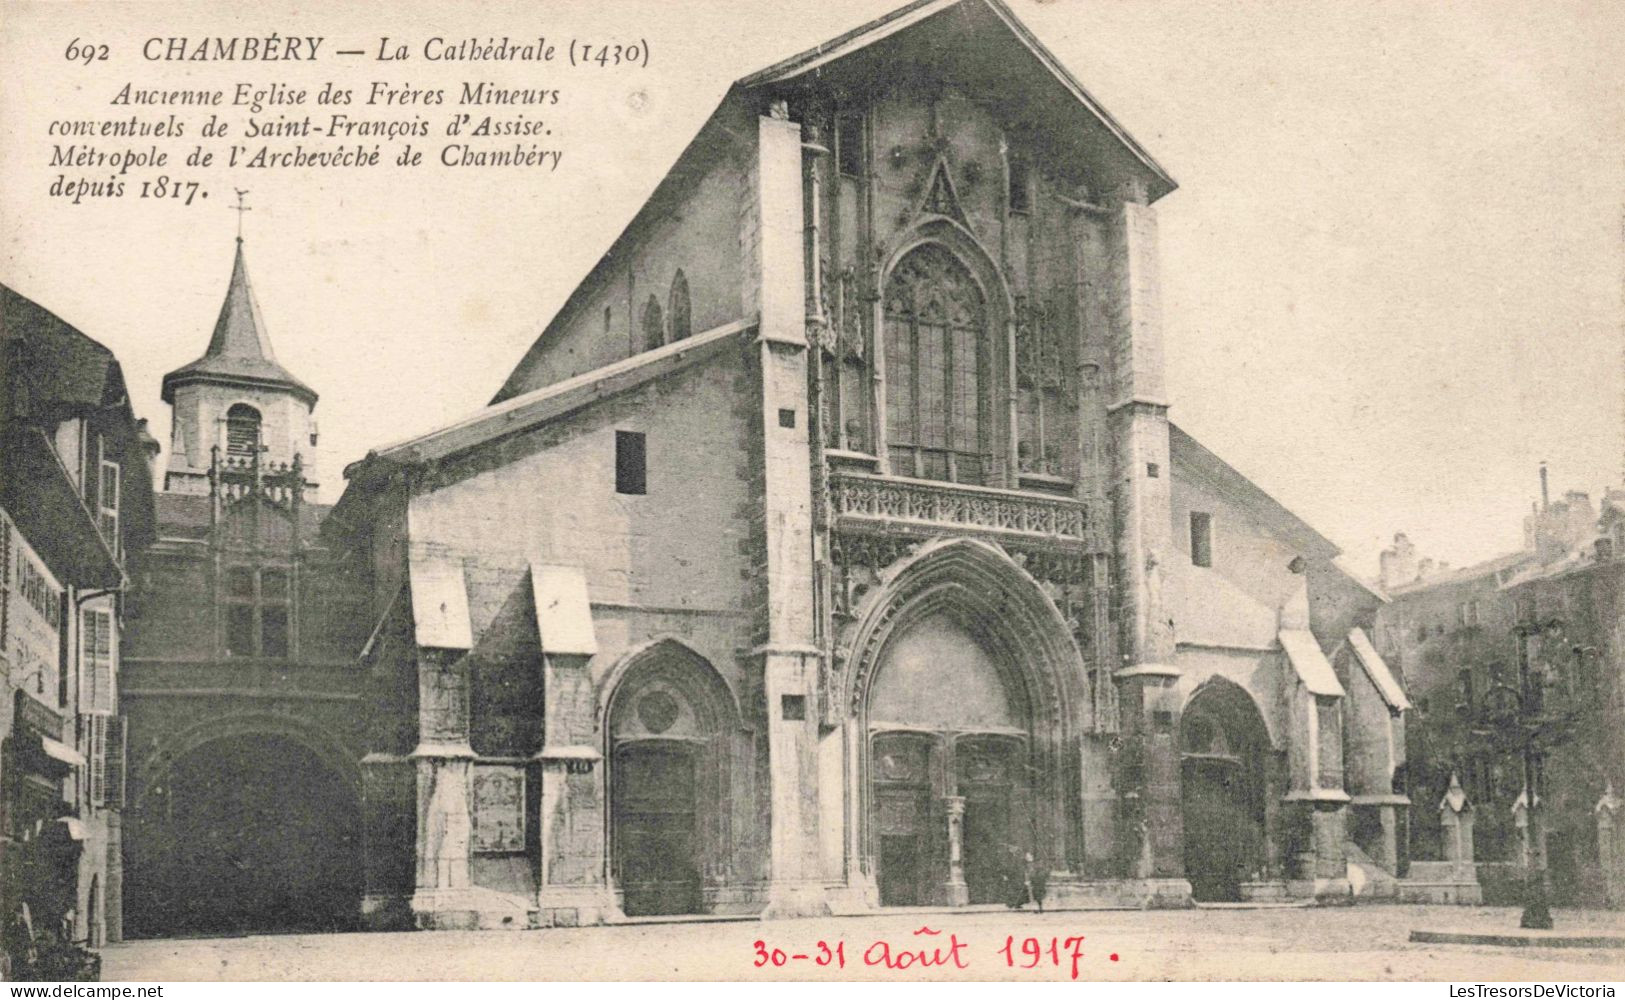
xmin=100 ymin=905 xmax=1625 ymax=982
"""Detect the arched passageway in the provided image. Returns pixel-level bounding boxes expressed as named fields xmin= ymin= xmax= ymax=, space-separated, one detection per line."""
xmin=1180 ymin=680 xmax=1270 ymax=902
xmin=125 ymin=733 xmax=360 ymax=937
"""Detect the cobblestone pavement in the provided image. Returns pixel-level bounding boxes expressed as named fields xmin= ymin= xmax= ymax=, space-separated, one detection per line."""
xmin=101 ymin=905 xmax=1625 ymax=982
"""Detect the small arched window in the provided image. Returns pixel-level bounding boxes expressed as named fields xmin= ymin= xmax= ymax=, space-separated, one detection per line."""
xmin=225 ymin=404 xmax=262 ymax=458
xmin=641 ymin=295 xmax=664 ymax=353
xmin=668 ymin=270 xmax=692 ymax=342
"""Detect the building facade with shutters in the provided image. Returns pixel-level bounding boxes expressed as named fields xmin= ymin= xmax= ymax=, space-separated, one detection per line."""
xmin=329 ymin=0 xmax=1409 ymax=930
xmin=118 ymin=239 xmax=372 ymax=938
xmin=1 ymin=284 xmax=156 ymax=972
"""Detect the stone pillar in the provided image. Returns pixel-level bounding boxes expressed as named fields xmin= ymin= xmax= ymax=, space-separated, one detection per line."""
xmin=536 ymin=648 xmax=615 ymax=926
xmin=1115 ymin=671 xmax=1189 ymax=905
xmin=1596 ymin=783 xmax=1622 ymax=908
xmin=751 ymin=108 xmax=827 ymax=918
xmin=944 ymin=796 xmax=968 ymax=906
xmin=411 ymin=647 xmax=477 ymax=928
xmin=1104 ymin=178 xmax=1187 ymax=905
xmin=1378 ymin=804 xmax=1400 ymax=873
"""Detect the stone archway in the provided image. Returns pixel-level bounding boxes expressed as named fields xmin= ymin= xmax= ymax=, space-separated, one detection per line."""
xmin=1180 ymin=678 xmax=1271 ymax=902
xmin=603 ymin=639 xmax=739 ymax=917
xmin=840 ymin=538 xmax=1088 ymax=906
xmin=124 ymin=729 xmax=361 ymax=937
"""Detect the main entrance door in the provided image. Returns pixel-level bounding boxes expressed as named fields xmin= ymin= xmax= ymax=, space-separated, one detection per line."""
xmin=612 ymin=742 xmax=701 ymax=917
xmin=873 ymin=734 xmax=935 ymax=906
xmin=959 ymin=739 xmax=1022 ymax=904
xmin=867 ymin=612 xmax=1038 ymax=908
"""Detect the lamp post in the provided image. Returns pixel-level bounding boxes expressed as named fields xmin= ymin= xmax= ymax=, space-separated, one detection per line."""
xmin=1510 ymin=615 xmax=1564 ymax=930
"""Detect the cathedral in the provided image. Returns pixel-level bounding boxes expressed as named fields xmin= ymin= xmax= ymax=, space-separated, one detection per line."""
xmin=317 ymin=0 xmax=1411 ymax=930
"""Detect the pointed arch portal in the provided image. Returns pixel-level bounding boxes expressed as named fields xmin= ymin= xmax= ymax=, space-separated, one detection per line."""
xmin=604 ymin=639 xmax=738 ymax=917
xmin=842 ymin=538 xmax=1088 ymax=907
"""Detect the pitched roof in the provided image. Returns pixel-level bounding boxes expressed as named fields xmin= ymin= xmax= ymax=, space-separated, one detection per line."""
xmin=738 ymin=0 xmax=1175 ymax=198
xmin=1347 ymin=627 xmax=1410 ymax=711
xmin=1385 ymin=549 xmax=1533 ymax=596
xmin=1280 ymin=628 xmax=1345 ymax=698
xmin=1 ymin=283 xmax=124 ymax=415
xmin=161 ymin=240 xmax=317 ymax=405
xmin=492 ymin=0 xmax=1176 ymax=405
xmin=352 ymin=316 xmax=753 ymax=480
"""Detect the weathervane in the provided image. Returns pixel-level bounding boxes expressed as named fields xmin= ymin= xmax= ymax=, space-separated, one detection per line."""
xmin=232 ymin=189 xmax=251 ymax=241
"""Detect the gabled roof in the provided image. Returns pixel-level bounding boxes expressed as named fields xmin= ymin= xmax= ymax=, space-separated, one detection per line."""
xmin=162 ymin=240 xmax=317 ymax=406
xmin=738 ymin=0 xmax=1175 ymax=199
xmin=492 ymin=0 xmax=1175 ymax=405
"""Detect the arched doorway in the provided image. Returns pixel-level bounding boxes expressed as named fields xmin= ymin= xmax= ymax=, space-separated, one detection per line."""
xmin=843 ymin=539 xmax=1088 ymax=909
xmin=1180 ymin=680 xmax=1270 ymax=902
xmin=868 ymin=613 xmax=1036 ymax=906
xmin=605 ymin=641 xmax=735 ymax=917
xmin=125 ymin=732 xmax=360 ymax=936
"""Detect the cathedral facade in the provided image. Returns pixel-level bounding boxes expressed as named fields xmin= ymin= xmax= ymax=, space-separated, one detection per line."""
xmin=330 ymin=0 xmax=1409 ymax=929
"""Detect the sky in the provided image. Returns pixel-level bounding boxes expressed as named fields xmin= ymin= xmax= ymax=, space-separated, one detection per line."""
xmin=2 ymin=0 xmax=1621 ymax=579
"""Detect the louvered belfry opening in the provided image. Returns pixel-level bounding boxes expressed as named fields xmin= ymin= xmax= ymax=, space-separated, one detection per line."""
xmin=225 ymin=403 xmax=262 ymax=459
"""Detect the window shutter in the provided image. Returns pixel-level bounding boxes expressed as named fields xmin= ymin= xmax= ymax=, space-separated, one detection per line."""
xmin=81 ymin=608 xmax=113 ymax=714
xmin=99 ymin=442 xmax=121 ymax=556
xmin=89 ymin=714 xmax=106 ymax=807
xmin=104 ymin=716 xmax=126 ymax=810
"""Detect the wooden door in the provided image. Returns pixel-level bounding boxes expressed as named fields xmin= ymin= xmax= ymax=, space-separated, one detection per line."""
xmin=613 ymin=742 xmax=702 ymax=916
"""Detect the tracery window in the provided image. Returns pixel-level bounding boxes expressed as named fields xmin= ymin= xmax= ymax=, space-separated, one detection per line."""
xmin=667 ymin=270 xmax=691 ymax=342
xmin=883 ymin=245 xmax=987 ymax=484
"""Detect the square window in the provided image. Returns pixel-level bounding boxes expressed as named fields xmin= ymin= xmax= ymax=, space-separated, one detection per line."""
xmin=778 ymin=408 xmax=796 ymax=429
xmin=1146 ymin=462 xmax=1160 ymax=479
xmin=1190 ymin=512 xmax=1213 ymax=568
xmin=615 ymin=431 xmax=646 ymax=495
xmin=781 ymin=694 xmax=806 ymax=721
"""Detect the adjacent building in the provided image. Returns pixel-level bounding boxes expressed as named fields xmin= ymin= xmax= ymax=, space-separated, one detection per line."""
xmin=1 ymin=284 xmax=155 ymax=971
xmin=1376 ymin=476 xmax=1625 ymax=906
xmin=327 ymin=0 xmax=1410 ymax=930
xmin=119 ymin=240 xmax=371 ymax=937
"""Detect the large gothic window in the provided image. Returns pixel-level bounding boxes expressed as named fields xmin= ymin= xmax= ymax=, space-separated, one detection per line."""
xmin=225 ymin=404 xmax=262 ymax=458
xmin=884 ymin=245 xmax=987 ymax=484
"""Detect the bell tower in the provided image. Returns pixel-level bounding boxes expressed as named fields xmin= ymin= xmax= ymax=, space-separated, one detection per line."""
xmin=161 ymin=228 xmax=320 ymax=499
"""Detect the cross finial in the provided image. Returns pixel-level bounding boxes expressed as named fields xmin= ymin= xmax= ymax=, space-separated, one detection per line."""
xmin=232 ymin=189 xmax=252 ymax=241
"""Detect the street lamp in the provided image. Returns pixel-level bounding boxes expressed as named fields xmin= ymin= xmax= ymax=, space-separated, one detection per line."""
xmin=1509 ymin=615 xmax=1565 ymax=930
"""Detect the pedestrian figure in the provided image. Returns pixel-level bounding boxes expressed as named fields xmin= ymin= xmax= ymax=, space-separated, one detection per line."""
xmin=1024 ymin=851 xmax=1048 ymax=913
xmin=1003 ymin=845 xmax=1026 ymax=909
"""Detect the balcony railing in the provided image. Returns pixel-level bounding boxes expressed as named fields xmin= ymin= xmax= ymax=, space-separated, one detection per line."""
xmin=828 ymin=470 xmax=1101 ymax=548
